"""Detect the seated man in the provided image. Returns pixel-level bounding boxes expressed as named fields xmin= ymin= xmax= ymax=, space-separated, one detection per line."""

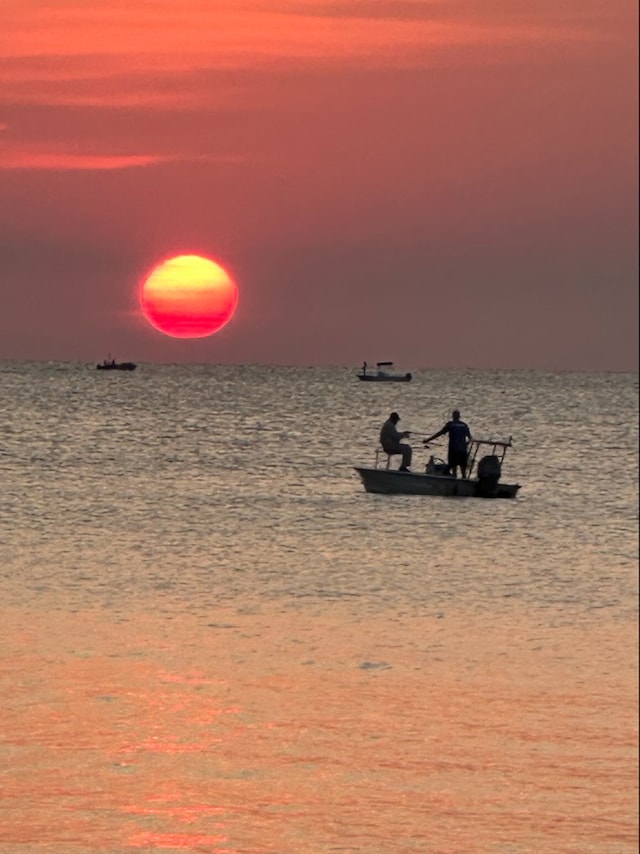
xmin=380 ymin=411 xmax=412 ymax=472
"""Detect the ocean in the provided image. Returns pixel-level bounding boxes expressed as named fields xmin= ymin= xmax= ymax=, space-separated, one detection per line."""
xmin=0 ymin=362 xmax=637 ymax=853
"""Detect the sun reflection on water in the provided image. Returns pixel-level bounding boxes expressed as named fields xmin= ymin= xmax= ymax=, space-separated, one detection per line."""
xmin=0 ymin=605 xmax=636 ymax=853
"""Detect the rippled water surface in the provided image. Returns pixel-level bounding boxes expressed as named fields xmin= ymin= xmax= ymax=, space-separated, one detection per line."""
xmin=0 ymin=362 xmax=637 ymax=852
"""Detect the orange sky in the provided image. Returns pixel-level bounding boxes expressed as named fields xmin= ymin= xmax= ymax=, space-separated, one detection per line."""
xmin=0 ymin=0 xmax=637 ymax=369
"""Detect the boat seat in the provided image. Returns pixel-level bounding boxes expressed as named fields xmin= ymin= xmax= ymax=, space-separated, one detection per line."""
xmin=375 ymin=446 xmax=393 ymax=469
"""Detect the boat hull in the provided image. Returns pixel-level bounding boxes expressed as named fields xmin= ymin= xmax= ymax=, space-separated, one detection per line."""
xmin=96 ymin=363 xmax=137 ymax=371
xmin=357 ymin=374 xmax=411 ymax=382
xmin=354 ymin=467 xmax=520 ymax=498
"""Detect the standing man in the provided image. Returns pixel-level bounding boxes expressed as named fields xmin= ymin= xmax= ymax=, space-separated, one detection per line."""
xmin=424 ymin=410 xmax=471 ymax=478
xmin=380 ymin=412 xmax=412 ymax=472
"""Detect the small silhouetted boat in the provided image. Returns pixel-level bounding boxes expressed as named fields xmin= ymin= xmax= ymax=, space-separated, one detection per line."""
xmin=355 ymin=437 xmax=520 ymax=498
xmin=357 ymin=361 xmax=412 ymax=382
xmin=96 ymin=357 xmax=137 ymax=371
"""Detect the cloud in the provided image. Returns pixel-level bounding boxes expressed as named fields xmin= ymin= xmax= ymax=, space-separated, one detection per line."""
xmin=0 ymin=1 xmax=618 ymax=115
xmin=3 ymin=1 xmax=610 ymax=67
xmin=0 ymin=151 xmax=170 ymax=171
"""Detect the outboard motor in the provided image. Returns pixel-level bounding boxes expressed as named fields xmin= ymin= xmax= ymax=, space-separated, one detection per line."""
xmin=476 ymin=454 xmax=501 ymax=497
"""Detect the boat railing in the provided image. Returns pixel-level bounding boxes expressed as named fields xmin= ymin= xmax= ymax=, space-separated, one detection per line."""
xmin=373 ymin=436 xmax=512 ymax=477
xmin=467 ymin=436 xmax=513 ymax=478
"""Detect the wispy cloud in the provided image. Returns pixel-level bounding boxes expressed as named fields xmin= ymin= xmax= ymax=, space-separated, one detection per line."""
xmin=0 ymin=151 xmax=169 ymax=170
xmin=0 ymin=0 xmax=612 ymax=115
xmin=0 ymin=1 xmax=629 ymax=173
xmin=0 ymin=148 xmax=246 ymax=170
xmin=2 ymin=0 xmax=608 ymax=68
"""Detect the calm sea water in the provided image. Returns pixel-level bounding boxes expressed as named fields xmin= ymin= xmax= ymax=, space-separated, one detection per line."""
xmin=0 ymin=362 xmax=637 ymax=853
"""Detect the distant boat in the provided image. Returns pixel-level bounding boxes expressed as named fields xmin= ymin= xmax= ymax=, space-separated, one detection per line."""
xmin=357 ymin=361 xmax=412 ymax=382
xmin=96 ymin=357 xmax=137 ymax=371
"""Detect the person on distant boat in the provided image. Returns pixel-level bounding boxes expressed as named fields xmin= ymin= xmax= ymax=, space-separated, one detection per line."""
xmin=423 ymin=409 xmax=472 ymax=478
xmin=380 ymin=412 xmax=412 ymax=472
xmin=362 ymin=361 xmax=368 ymax=376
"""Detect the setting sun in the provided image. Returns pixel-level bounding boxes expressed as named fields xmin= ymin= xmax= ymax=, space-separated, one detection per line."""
xmin=139 ymin=254 xmax=238 ymax=338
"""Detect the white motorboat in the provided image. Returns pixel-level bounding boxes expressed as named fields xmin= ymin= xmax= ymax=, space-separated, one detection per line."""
xmin=357 ymin=361 xmax=412 ymax=382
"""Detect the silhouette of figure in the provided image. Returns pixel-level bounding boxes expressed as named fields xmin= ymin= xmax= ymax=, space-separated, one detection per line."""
xmin=380 ymin=411 xmax=412 ymax=472
xmin=424 ymin=409 xmax=471 ymax=478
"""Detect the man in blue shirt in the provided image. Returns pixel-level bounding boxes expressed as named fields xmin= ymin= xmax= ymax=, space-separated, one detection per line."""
xmin=424 ymin=410 xmax=472 ymax=478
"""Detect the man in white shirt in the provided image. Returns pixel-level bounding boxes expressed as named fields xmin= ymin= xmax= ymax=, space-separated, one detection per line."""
xmin=379 ymin=412 xmax=412 ymax=472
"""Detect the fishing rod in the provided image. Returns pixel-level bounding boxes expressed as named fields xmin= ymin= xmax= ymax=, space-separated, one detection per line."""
xmin=404 ymin=431 xmax=442 ymax=444
xmin=401 ymin=433 xmax=446 ymax=450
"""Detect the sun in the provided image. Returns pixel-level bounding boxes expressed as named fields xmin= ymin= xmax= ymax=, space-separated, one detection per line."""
xmin=139 ymin=254 xmax=239 ymax=338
